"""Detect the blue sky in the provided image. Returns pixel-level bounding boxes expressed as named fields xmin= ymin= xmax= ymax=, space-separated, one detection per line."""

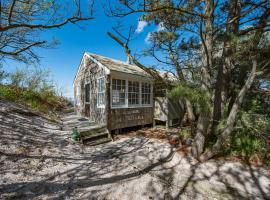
xmin=3 ymin=1 xmax=158 ymax=98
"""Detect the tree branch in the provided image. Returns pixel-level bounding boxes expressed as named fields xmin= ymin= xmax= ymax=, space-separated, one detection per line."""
xmin=0 ymin=41 xmax=46 ymax=56
xmin=1 ymin=16 xmax=93 ymax=31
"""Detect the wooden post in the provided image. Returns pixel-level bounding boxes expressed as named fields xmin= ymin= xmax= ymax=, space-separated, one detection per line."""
xmin=166 ymin=120 xmax=169 ymax=129
xmin=153 ymin=119 xmax=156 ymax=127
xmin=108 ymin=130 xmax=113 ymax=141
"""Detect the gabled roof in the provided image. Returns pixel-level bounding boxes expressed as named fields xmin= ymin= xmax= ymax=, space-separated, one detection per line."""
xmin=86 ymin=52 xmax=151 ymax=78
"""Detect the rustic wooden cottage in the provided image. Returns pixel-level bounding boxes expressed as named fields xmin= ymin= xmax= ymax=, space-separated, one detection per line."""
xmin=73 ymin=52 xmax=154 ymax=133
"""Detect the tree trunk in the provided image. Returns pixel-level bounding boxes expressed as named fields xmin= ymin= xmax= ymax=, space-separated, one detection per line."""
xmin=191 ymin=0 xmax=214 ymax=159
xmin=200 ymin=60 xmax=257 ymax=161
xmin=212 ymin=0 xmax=240 ymax=131
xmin=185 ymin=99 xmax=195 ymax=122
xmin=192 ymin=113 xmax=210 ymax=158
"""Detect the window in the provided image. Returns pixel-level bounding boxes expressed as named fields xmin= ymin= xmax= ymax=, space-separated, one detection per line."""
xmin=128 ymin=81 xmax=139 ymax=105
xmin=111 ymin=78 xmax=152 ymax=108
xmin=85 ymin=83 xmax=90 ymax=103
xmin=141 ymin=82 xmax=151 ymax=105
xmin=112 ymin=79 xmax=126 ymax=107
xmin=97 ymin=77 xmax=105 ymax=107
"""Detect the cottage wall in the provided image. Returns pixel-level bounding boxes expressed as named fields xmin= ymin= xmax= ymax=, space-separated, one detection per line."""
xmin=108 ymin=107 xmax=153 ymax=130
xmin=154 ymin=97 xmax=184 ymax=126
xmin=74 ymin=57 xmax=108 ymax=125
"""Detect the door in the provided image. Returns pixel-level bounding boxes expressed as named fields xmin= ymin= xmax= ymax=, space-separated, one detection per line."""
xmin=85 ymin=83 xmax=90 ymax=117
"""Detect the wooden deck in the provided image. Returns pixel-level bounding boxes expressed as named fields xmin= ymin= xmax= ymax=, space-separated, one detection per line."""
xmin=61 ymin=112 xmax=112 ymax=145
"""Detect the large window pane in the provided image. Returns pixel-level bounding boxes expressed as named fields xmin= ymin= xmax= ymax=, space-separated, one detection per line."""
xmin=97 ymin=77 xmax=105 ymax=107
xmin=112 ymin=79 xmax=126 ymax=107
xmin=128 ymin=81 xmax=139 ymax=105
xmin=141 ymin=82 xmax=151 ymax=105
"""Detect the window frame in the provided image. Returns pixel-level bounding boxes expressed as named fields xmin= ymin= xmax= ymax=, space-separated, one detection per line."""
xmin=128 ymin=80 xmax=140 ymax=107
xmin=111 ymin=78 xmax=127 ymax=108
xmin=97 ymin=77 xmax=105 ymax=108
xmin=141 ymin=82 xmax=152 ymax=106
xmin=110 ymin=77 xmax=153 ymax=109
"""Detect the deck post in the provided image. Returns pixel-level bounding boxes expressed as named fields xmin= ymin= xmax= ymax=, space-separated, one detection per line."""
xmin=166 ymin=120 xmax=169 ymax=129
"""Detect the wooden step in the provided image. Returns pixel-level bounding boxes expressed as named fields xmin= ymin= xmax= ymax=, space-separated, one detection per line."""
xmin=79 ymin=126 xmax=111 ymax=145
xmin=81 ymin=131 xmax=108 ymax=141
xmin=79 ymin=126 xmax=107 ymax=137
xmin=83 ymin=137 xmax=112 ymax=146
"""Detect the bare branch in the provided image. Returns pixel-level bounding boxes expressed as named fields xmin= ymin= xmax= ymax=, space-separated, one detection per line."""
xmin=0 ymin=41 xmax=46 ymax=56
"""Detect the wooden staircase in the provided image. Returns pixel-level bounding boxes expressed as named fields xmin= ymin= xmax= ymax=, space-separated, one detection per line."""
xmin=79 ymin=126 xmax=112 ymax=145
xmin=62 ymin=112 xmax=112 ymax=146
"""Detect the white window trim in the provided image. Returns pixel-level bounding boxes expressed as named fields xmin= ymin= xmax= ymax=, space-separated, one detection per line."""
xmin=141 ymin=82 xmax=152 ymax=107
xmin=97 ymin=77 xmax=105 ymax=108
xmin=110 ymin=77 xmax=153 ymax=109
xmin=128 ymin=80 xmax=140 ymax=107
xmin=111 ymin=78 xmax=127 ymax=108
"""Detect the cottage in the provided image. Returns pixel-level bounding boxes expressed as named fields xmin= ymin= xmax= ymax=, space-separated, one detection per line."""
xmin=73 ymin=52 xmax=154 ymax=133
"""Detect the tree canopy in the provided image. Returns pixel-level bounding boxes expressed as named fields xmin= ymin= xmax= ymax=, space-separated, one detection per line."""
xmin=107 ymin=0 xmax=270 ymax=161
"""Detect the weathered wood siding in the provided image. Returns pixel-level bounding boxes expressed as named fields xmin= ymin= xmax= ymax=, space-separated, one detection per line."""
xmin=74 ymin=56 xmax=108 ymax=125
xmin=108 ymin=107 xmax=153 ymax=130
xmin=154 ymin=97 xmax=168 ymax=121
xmin=154 ymin=97 xmax=184 ymax=122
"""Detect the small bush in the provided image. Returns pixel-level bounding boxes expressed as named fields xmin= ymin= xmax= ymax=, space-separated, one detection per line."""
xmin=179 ymin=128 xmax=192 ymax=141
xmin=224 ymin=111 xmax=270 ymax=166
xmin=0 ymin=85 xmax=18 ymax=101
xmin=230 ymin=132 xmax=265 ymax=157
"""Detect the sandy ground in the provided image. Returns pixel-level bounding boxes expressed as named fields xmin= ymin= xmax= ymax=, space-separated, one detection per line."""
xmin=0 ymin=100 xmax=270 ymax=200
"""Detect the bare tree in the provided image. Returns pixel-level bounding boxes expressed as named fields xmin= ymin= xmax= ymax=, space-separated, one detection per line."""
xmin=0 ymin=0 xmax=94 ymax=63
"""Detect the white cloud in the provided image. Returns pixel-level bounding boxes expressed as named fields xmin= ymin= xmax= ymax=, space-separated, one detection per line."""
xmin=144 ymin=22 xmax=166 ymax=44
xmin=135 ymin=21 xmax=148 ymax=33
xmin=157 ymin=22 xmax=165 ymax=31
xmin=144 ymin=32 xmax=152 ymax=44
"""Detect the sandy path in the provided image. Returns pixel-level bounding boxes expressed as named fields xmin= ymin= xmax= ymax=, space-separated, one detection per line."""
xmin=0 ymin=100 xmax=270 ymax=200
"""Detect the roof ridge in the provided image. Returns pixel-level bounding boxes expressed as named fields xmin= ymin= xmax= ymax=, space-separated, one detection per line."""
xmin=84 ymin=52 xmax=152 ymax=78
xmin=86 ymin=52 xmax=134 ymax=66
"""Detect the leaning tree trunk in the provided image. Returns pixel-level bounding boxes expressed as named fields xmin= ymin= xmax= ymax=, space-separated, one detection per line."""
xmin=200 ymin=60 xmax=257 ymax=161
xmin=191 ymin=0 xmax=214 ymax=159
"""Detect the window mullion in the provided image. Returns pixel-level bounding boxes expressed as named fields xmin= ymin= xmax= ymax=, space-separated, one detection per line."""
xmin=125 ymin=80 xmax=128 ymax=108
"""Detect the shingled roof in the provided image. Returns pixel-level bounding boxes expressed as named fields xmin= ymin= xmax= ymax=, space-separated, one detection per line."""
xmin=86 ymin=52 xmax=151 ymax=78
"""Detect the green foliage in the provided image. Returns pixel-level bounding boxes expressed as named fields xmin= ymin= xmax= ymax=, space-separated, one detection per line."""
xmin=230 ymin=132 xmax=264 ymax=157
xmin=179 ymin=128 xmax=192 ymax=141
xmin=0 ymin=84 xmax=66 ymax=114
xmin=0 ymin=85 xmax=18 ymax=101
xmin=224 ymin=111 xmax=270 ymax=164
xmin=0 ymin=66 xmax=67 ymax=115
xmin=9 ymin=67 xmax=53 ymax=92
xmin=168 ymin=84 xmax=211 ymax=114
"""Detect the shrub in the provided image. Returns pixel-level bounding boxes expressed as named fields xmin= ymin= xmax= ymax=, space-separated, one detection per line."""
xmin=179 ymin=128 xmax=192 ymax=141
xmin=0 ymin=85 xmax=18 ymax=101
xmin=0 ymin=66 xmax=68 ymax=116
xmin=223 ymin=111 xmax=270 ymax=166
